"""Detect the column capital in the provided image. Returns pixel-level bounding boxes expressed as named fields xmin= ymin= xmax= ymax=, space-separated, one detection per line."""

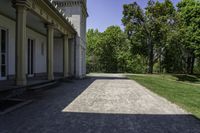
xmin=46 ymin=23 xmax=55 ymax=29
xmin=64 ymin=33 xmax=68 ymax=36
xmin=65 ymin=34 xmax=75 ymax=39
xmin=63 ymin=34 xmax=69 ymax=39
xmin=12 ymin=0 xmax=31 ymax=9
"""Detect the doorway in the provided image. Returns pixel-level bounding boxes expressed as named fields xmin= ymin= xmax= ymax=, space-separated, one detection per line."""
xmin=0 ymin=28 xmax=7 ymax=80
xmin=27 ymin=38 xmax=34 ymax=77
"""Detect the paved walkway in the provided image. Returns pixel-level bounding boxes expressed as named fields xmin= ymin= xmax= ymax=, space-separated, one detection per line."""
xmin=0 ymin=74 xmax=200 ymax=133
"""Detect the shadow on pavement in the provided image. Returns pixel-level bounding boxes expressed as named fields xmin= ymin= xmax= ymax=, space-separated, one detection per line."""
xmin=59 ymin=112 xmax=200 ymax=133
xmin=0 ymin=76 xmax=200 ymax=133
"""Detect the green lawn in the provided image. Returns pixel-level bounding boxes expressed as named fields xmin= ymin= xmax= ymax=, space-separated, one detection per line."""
xmin=127 ymin=74 xmax=200 ymax=119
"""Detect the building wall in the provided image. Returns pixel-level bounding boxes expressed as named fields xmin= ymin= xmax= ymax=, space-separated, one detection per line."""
xmin=0 ymin=0 xmax=87 ymax=79
xmin=26 ymin=29 xmax=47 ymax=75
xmin=0 ymin=14 xmax=47 ymax=77
xmin=0 ymin=14 xmax=16 ymax=76
xmin=57 ymin=0 xmax=87 ymax=78
xmin=54 ymin=38 xmax=64 ymax=73
xmin=62 ymin=6 xmax=82 ymax=36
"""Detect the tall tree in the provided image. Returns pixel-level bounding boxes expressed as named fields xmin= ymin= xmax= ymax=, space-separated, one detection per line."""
xmin=122 ymin=2 xmax=152 ymax=72
xmin=98 ymin=26 xmax=129 ymax=72
xmin=86 ymin=29 xmax=102 ymax=72
xmin=146 ymin=0 xmax=176 ymax=73
xmin=177 ymin=0 xmax=200 ymax=74
xmin=122 ymin=0 xmax=176 ymax=73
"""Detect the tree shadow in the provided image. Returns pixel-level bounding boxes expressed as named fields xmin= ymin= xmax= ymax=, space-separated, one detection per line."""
xmin=172 ymin=74 xmax=200 ymax=83
xmin=58 ymin=112 xmax=200 ymax=133
xmin=86 ymin=76 xmax=128 ymax=80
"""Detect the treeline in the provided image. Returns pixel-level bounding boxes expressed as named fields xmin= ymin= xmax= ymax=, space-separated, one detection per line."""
xmin=86 ymin=0 xmax=200 ymax=74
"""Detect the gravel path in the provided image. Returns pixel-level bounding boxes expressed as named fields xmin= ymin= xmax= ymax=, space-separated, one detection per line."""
xmin=0 ymin=73 xmax=200 ymax=133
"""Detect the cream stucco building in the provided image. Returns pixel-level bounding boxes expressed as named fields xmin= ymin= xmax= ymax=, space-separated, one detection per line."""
xmin=0 ymin=0 xmax=88 ymax=86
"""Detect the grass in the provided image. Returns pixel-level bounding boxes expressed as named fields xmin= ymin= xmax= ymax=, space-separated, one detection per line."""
xmin=127 ymin=74 xmax=200 ymax=119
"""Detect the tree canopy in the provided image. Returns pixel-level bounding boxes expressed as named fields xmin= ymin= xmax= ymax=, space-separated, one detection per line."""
xmin=86 ymin=0 xmax=200 ymax=74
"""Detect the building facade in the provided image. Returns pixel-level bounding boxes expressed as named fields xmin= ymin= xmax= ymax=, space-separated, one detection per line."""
xmin=0 ymin=0 xmax=88 ymax=86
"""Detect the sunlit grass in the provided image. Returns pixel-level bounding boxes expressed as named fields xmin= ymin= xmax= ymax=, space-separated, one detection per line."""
xmin=128 ymin=74 xmax=200 ymax=119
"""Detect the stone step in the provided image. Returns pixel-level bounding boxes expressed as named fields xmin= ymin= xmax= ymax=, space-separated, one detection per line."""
xmin=0 ymin=80 xmax=61 ymax=100
xmin=27 ymin=81 xmax=60 ymax=91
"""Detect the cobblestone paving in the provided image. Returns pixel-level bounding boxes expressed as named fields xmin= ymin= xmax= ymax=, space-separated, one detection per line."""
xmin=0 ymin=74 xmax=200 ymax=133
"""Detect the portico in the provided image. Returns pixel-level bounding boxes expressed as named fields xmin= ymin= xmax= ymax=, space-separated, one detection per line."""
xmin=0 ymin=0 xmax=87 ymax=88
xmin=0 ymin=0 xmax=78 ymax=86
xmin=13 ymin=0 xmax=76 ymax=86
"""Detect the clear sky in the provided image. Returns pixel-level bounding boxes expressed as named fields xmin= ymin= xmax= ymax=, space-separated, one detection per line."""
xmin=87 ymin=0 xmax=180 ymax=32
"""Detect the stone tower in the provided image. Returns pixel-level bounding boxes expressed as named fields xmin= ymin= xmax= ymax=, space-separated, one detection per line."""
xmin=54 ymin=0 xmax=88 ymax=78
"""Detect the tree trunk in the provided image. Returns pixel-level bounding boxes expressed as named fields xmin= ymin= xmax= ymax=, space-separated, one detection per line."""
xmin=187 ymin=56 xmax=191 ymax=74
xmin=187 ymin=52 xmax=195 ymax=74
xmin=190 ymin=53 xmax=195 ymax=74
xmin=148 ymin=49 xmax=154 ymax=74
xmin=147 ymin=35 xmax=154 ymax=74
xmin=159 ymin=48 xmax=162 ymax=73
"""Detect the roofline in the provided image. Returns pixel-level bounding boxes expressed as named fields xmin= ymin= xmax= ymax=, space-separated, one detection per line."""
xmin=54 ymin=0 xmax=89 ymax=17
xmin=44 ymin=0 xmax=77 ymax=34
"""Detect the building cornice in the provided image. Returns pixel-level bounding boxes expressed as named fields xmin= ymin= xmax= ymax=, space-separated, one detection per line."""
xmin=54 ymin=0 xmax=89 ymax=17
xmin=12 ymin=0 xmax=31 ymax=9
xmin=12 ymin=0 xmax=77 ymax=35
xmin=43 ymin=0 xmax=77 ymax=33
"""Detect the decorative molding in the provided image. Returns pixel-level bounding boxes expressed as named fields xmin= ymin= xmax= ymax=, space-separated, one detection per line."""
xmin=54 ymin=0 xmax=89 ymax=17
xmin=28 ymin=0 xmax=77 ymax=35
xmin=11 ymin=0 xmax=77 ymax=36
xmin=12 ymin=0 xmax=76 ymax=34
xmin=12 ymin=0 xmax=31 ymax=9
xmin=54 ymin=1 xmax=84 ymax=7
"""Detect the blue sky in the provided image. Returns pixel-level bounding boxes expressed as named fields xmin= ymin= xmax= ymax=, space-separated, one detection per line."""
xmin=87 ymin=0 xmax=180 ymax=32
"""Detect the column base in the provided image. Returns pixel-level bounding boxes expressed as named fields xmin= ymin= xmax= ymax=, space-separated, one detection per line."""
xmin=48 ymin=76 xmax=54 ymax=81
xmin=64 ymin=73 xmax=69 ymax=78
xmin=16 ymin=80 xmax=27 ymax=86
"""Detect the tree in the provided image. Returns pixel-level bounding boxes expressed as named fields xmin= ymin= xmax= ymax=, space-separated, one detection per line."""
xmin=86 ymin=0 xmax=200 ymax=75
xmin=86 ymin=29 xmax=102 ymax=72
xmin=86 ymin=26 xmax=132 ymax=73
xmin=122 ymin=0 xmax=176 ymax=73
xmin=98 ymin=26 xmax=129 ymax=72
xmin=177 ymin=0 xmax=200 ymax=74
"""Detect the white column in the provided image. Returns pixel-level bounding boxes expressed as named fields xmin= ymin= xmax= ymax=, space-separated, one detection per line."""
xmin=47 ymin=24 xmax=54 ymax=80
xmin=83 ymin=49 xmax=86 ymax=76
xmin=69 ymin=38 xmax=75 ymax=77
xmin=75 ymin=37 xmax=82 ymax=78
xmin=15 ymin=5 xmax=27 ymax=86
xmin=63 ymin=35 xmax=69 ymax=78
